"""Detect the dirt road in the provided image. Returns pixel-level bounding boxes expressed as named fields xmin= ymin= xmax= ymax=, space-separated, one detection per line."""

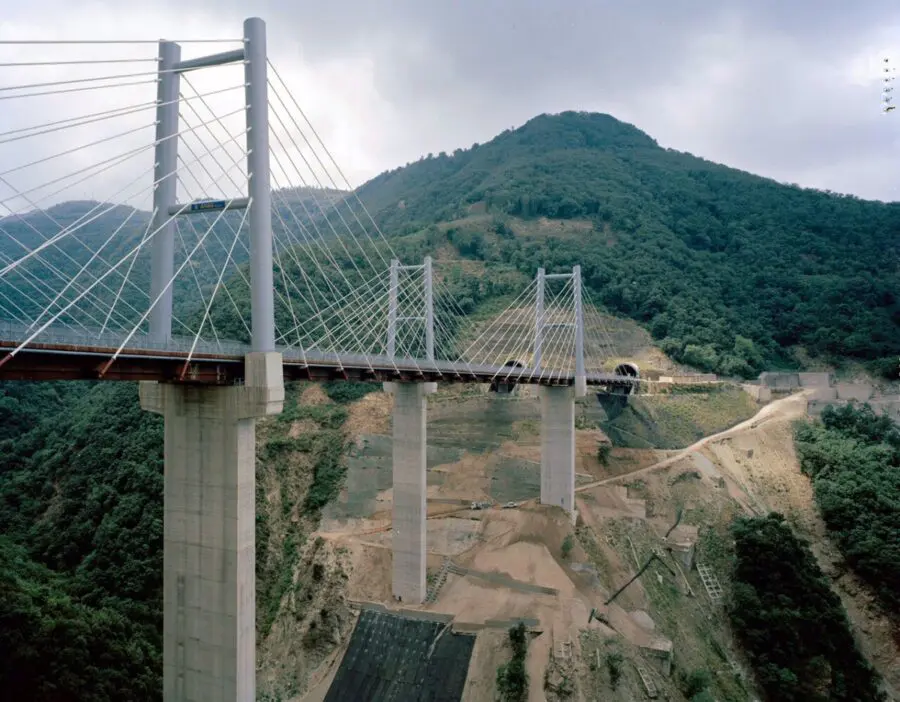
xmin=575 ymin=392 xmax=809 ymax=493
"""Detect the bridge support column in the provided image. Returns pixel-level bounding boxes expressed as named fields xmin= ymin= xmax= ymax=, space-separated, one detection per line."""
xmin=539 ymin=385 xmax=576 ymax=516
xmin=141 ymin=353 xmax=283 ymax=702
xmin=385 ymin=381 xmax=435 ymax=604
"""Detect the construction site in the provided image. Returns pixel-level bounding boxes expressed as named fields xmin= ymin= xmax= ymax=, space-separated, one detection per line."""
xmin=251 ymin=365 xmax=900 ymax=702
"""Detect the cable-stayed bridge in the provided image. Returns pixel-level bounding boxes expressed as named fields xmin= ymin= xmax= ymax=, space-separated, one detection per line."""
xmin=0 ymin=17 xmax=636 ymax=702
xmin=0 ymin=21 xmax=633 ymax=391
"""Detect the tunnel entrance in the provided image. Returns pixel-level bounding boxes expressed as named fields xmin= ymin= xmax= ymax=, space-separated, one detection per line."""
xmin=490 ymin=359 xmax=525 ymax=394
xmin=614 ymin=363 xmax=640 ymax=395
xmin=614 ymin=362 xmax=640 ymax=379
xmin=595 ymin=361 xmax=640 ymax=402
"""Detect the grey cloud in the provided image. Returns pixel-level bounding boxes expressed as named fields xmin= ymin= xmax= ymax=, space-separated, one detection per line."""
xmin=260 ymin=0 xmax=900 ymax=199
xmin=4 ymin=0 xmax=900 ymax=204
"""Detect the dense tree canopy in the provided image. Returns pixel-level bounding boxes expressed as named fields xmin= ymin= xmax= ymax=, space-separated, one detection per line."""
xmin=729 ymin=513 xmax=885 ymax=702
xmin=0 ymin=382 xmax=163 ymax=699
xmin=795 ymin=404 xmax=900 ymax=618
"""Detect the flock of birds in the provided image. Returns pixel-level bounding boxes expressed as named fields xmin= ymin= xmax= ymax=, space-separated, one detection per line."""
xmin=885 ymin=57 xmax=896 ymax=113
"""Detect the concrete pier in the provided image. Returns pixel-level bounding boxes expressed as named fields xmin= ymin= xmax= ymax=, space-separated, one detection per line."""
xmin=387 ymin=381 xmax=434 ymax=604
xmin=539 ymin=386 xmax=575 ymax=515
xmin=141 ymin=353 xmax=283 ymax=702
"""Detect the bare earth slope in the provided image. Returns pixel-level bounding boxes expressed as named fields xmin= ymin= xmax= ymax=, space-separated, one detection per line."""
xmin=286 ymin=387 xmax=898 ymax=701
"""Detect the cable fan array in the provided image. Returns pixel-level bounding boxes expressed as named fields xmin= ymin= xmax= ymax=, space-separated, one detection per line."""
xmin=453 ymin=272 xmax=620 ymax=385
xmin=0 ymin=35 xmax=622 ymax=382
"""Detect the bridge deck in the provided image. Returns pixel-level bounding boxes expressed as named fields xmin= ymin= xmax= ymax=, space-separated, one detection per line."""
xmin=0 ymin=323 xmax=637 ymax=388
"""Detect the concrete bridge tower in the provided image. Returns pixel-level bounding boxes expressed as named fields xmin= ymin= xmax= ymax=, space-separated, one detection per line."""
xmin=385 ymin=257 xmax=436 ymax=604
xmin=140 ymin=18 xmax=284 ymax=701
xmin=534 ymin=265 xmax=585 ymax=517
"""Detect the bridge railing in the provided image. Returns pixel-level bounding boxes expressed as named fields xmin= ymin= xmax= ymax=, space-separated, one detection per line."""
xmin=0 ymin=320 xmax=249 ymax=357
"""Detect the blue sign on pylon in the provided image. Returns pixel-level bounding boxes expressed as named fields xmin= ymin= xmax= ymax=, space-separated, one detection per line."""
xmin=189 ymin=200 xmax=227 ymax=212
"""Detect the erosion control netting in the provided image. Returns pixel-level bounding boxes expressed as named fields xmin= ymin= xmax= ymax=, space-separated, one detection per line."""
xmin=322 ymin=435 xmax=462 ymax=520
xmin=324 ymin=610 xmax=475 ymax=702
xmin=487 ymin=455 xmax=540 ymax=503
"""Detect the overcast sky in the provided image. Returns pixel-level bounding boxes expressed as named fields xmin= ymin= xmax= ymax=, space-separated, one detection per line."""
xmin=1 ymin=0 xmax=899 ymax=213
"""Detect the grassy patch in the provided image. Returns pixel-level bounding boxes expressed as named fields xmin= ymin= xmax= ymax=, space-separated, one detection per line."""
xmin=259 ymin=523 xmax=306 ymax=637
xmin=256 ymin=382 xmax=352 ymax=640
xmin=603 ymin=386 xmax=756 ymax=449
xmin=321 ymin=381 xmax=380 ymax=404
xmin=305 ymin=430 xmax=348 ymax=511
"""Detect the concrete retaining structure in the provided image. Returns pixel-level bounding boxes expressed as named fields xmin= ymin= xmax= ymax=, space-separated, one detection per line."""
xmin=797 ymin=373 xmax=837 ymax=401
xmin=746 ymin=370 xmax=897 ymax=422
xmin=759 ymin=372 xmax=801 ymax=390
xmin=868 ymin=398 xmax=900 ymax=421
xmin=740 ymin=384 xmax=772 ymax=402
xmin=807 ymin=386 xmax=838 ymax=401
xmin=835 ymin=382 xmax=874 ymax=402
xmin=642 ymin=638 xmax=674 ymax=676
xmin=666 ymin=525 xmax=698 ymax=572
xmin=798 ymin=372 xmax=832 ymax=387
xmin=658 ymin=373 xmax=717 ymax=384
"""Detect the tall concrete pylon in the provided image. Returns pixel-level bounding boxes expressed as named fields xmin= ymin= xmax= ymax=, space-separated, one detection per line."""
xmin=539 ymin=385 xmax=576 ymax=516
xmin=573 ymin=264 xmax=586 ymax=397
xmin=385 ymin=258 xmax=434 ymax=362
xmin=148 ymin=40 xmax=181 ymax=344
xmin=387 ymin=259 xmax=399 ymax=359
xmin=532 ymin=265 xmax=585 ymax=395
xmin=534 ymin=267 xmax=545 ymax=371
xmin=142 ymin=17 xmax=284 ymax=702
xmin=533 ymin=264 xmax=583 ymax=517
xmin=424 ymin=255 xmax=434 ymax=362
xmin=383 ymin=258 xmax=437 ymax=603
xmin=386 ymin=380 xmax=435 ymax=603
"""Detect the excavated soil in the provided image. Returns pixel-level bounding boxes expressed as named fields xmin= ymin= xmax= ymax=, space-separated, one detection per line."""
xmin=291 ymin=388 xmax=899 ymax=701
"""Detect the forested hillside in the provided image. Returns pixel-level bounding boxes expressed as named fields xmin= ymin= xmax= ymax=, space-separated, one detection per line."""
xmin=729 ymin=513 xmax=885 ymax=701
xmin=794 ymin=404 xmax=900 ymax=620
xmin=0 ymin=383 xmax=163 ymax=699
xmin=356 ymin=111 xmax=900 ymax=378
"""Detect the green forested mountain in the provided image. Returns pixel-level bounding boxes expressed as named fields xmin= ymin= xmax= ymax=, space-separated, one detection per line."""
xmin=356 ymin=111 xmax=900 ymax=377
xmin=0 ymin=187 xmax=343 ymax=333
xmin=0 ymin=383 xmax=163 ymax=700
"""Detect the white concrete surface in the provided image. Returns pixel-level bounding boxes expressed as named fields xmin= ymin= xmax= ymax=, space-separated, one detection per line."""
xmin=835 ymin=382 xmax=874 ymax=402
xmin=798 ymin=372 xmax=832 ymax=388
xmin=759 ymin=372 xmax=801 ymax=390
xmin=740 ymin=384 xmax=772 ymax=402
xmin=390 ymin=382 xmax=432 ymax=604
xmin=540 ymin=386 xmax=575 ymax=514
xmin=140 ymin=352 xmax=283 ymax=702
xmin=797 ymin=373 xmax=837 ymax=401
